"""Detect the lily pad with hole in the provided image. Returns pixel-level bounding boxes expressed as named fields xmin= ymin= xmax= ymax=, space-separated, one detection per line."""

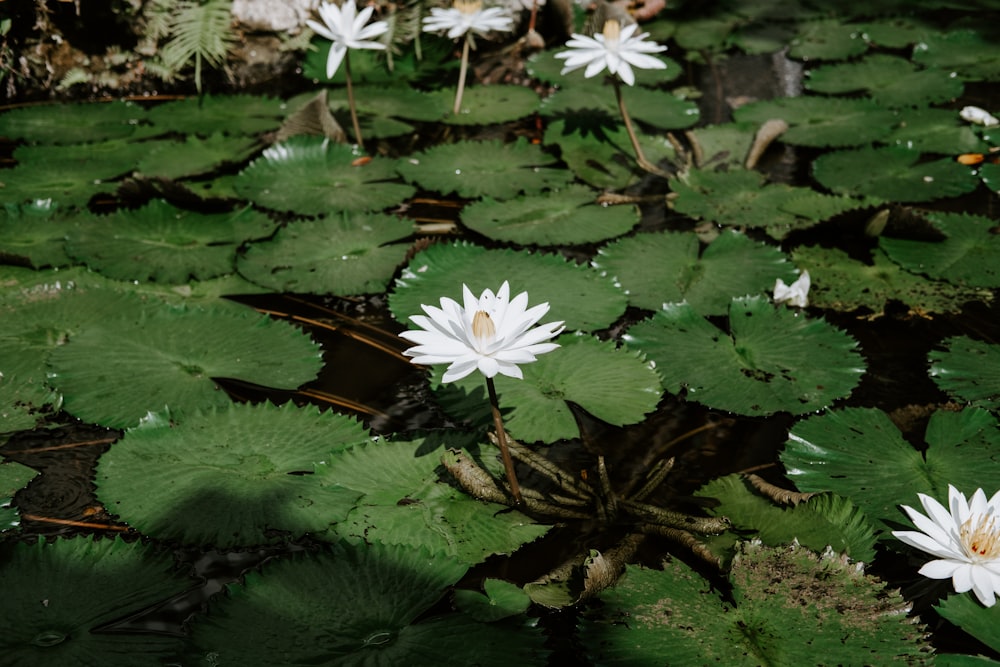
xmin=145 ymin=94 xmax=288 ymax=135
xmin=237 ymin=211 xmax=413 ymax=295
xmin=886 ymin=108 xmax=991 ymax=155
xmin=396 ymin=138 xmax=571 ymax=199
xmin=47 ymin=304 xmax=323 ymax=428
xmin=66 ymin=200 xmax=277 ymax=283
xmin=539 ymin=83 xmax=700 ymax=131
xmin=95 ymin=402 xmax=368 ymax=546
xmin=431 ymin=333 xmax=662 ymax=443
xmin=460 ymin=184 xmax=639 ymax=246
xmin=187 ymin=541 xmax=547 ymax=666
xmin=0 ymin=201 xmax=77 ymax=268
xmin=389 ymin=241 xmax=626 ymax=333
xmin=136 ymin=133 xmax=262 ymax=180
xmin=929 ymin=336 xmax=1000 ymax=411
xmin=318 ymin=435 xmax=550 ymax=563
xmin=733 ymin=96 xmax=896 ymax=147
xmin=879 ymin=212 xmax=1000 ymax=288
xmin=442 ymin=84 xmax=541 ymax=125
xmin=791 ymin=244 xmax=992 ymax=317
xmin=813 ymin=146 xmax=979 ymax=202
xmin=234 ymin=136 xmax=415 ymax=214
xmin=623 ymin=296 xmax=865 ymax=417
xmin=0 ymin=100 xmax=148 ymax=144
xmin=594 ymin=229 xmax=796 ymax=314
xmin=0 ymin=537 xmax=189 ymax=666
xmin=805 ymin=54 xmax=964 ymax=107
xmin=781 ymin=407 xmax=1000 ymax=529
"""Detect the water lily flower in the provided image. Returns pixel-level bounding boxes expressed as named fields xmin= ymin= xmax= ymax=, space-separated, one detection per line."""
xmin=773 ymin=270 xmax=810 ymax=308
xmin=554 ymin=19 xmax=666 ymax=87
xmin=893 ymin=485 xmax=1000 ymax=607
xmin=399 ymin=281 xmax=564 ymax=383
xmin=960 ymin=105 xmax=999 ymax=128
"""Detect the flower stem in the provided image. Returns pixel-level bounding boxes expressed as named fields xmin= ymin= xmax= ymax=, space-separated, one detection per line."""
xmin=485 ymin=376 xmax=523 ymax=505
xmin=613 ymin=78 xmax=670 ymax=178
xmin=344 ymin=52 xmax=365 ymax=149
xmin=453 ymin=34 xmax=472 ymax=115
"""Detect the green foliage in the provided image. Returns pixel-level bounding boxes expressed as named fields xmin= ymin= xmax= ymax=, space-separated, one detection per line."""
xmin=158 ymin=0 xmax=237 ymax=94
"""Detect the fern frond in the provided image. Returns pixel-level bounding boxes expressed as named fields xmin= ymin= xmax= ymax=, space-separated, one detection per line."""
xmin=159 ymin=0 xmax=236 ymax=93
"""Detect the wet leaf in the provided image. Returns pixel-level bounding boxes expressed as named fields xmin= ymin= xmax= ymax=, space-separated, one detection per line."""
xmin=0 ymin=201 xmax=76 ymax=268
xmin=936 ymin=594 xmax=1000 ymax=655
xmin=443 ymin=85 xmax=541 ymax=125
xmin=805 ymin=54 xmax=964 ymax=107
xmin=880 ymin=212 xmax=1000 ymax=288
xmin=0 ymin=100 xmax=148 ymax=144
xmin=136 ymin=132 xmax=262 ymax=180
xmin=788 ymin=19 xmax=869 ymax=60
xmin=733 ymin=96 xmax=896 ymax=147
xmin=911 ymin=28 xmax=1000 ymax=81
xmin=929 ymin=336 xmax=1000 ymax=411
xmin=145 ymin=94 xmax=288 ymax=135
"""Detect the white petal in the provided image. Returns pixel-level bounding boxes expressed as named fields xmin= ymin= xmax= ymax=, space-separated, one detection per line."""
xmin=893 ymin=529 xmax=965 ymax=561
xmin=902 ymin=505 xmax=961 ymax=550
xmin=477 ymin=356 xmax=500 ymax=378
xmin=442 ymin=359 xmax=479 ymax=383
xmin=494 ymin=361 xmax=524 ymax=380
xmin=583 ymin=58 xmax=609 ymax=79
xmin=950 ymin=562 xmax=975 ymax=593
xmin=326 ymin=44 xmax=348 ymax=79
xmin=918 ymin=558 xmax=965 ymax=581
xmin=619 ymin=51 xmax=667 ymax=71
xmin=970 ymin=566 xmax=1000 ymax=606
xmin=616 ymin=62 xmax=636 ymax=86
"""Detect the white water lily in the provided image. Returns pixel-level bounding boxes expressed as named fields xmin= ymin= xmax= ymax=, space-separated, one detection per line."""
xmin=307 ymin=0 xmax=389 ymax=79
xmin=773 ymin=270 xmax=810 ymax=308
xmin=554 ymin=19 xmax=667 ymax=86
xmin=400 ymin=281 xmax=564 ymax=383
xmin=422 ymin=0 xmax=515 ymax=39
xmin=893 ymin=485 xmax=1000 ymax=607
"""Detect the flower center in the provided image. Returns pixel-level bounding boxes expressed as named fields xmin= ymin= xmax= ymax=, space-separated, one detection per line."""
xmin=472 ymin=310 xmax=496 ymax=343
xmin=454 ymin=0 xmax=482 ymax=14
xmin=602 ymin=19 xmax=621 ymax=48
xmin=960 ymin=513 xmax=1000 ymax=560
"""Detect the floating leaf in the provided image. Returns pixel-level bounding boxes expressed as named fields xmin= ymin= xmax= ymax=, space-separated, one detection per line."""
xmin=136 ymin=132 xmax=261 ymax=180
xmin=333 ymin=84 xmax=446 ymax=122
xmin=805 ymin=54 xmax=963 ymax=107
xmin=237 ymin=211 xmax=413 ymax=295
xmin=234 ymin=136 xmax=414 ymax=214
xmin=540 ymin=83 xmax=699 ymax=131
xmin=460 ymin=184 xmax=639 ymax=245
xmin=145 ymin=94 xmax=288 ymax=135
xmin=937 ymin=593 xmax=1000 ymax=655
xmin=0 ymin=461 xmax=38 ymax=529
xmin=880 ymin=212 xmax=1000 ymax=288
xmin=396 ymin=138 xmax=572 ymax=199
xmin=929 ymin=336 xmax=1000 ymax=411
xmin=0 ymin=201 xmax=76 ymax=268
xmin=443 ymin=85 xmax=541 ymax=125
xmin=96 ymin=402 xmax=368 ymax=546
xmin=685 ymin=121 xmax=758 ymax=169
xmin=733 ymin=96 xmax=896 ymax=147
xmin=0 ymin=100 xmax=148 ymax=144
xmin=886 ymin=108 xmax=991 ymax=155
xmin=48 ymin=304 xmax=323 ymax=428
xmin=781 ymin=407 xmax=1000 ymax=528
xmin=0 ymin=372 xmax=60 ymax=435
xmin=454 ymin=579 xmax=532 ymax=623
xmin=911 ymin=28 xmax=1000 ymax=81
xmin=788 ymin=19 xmax=869 ymax=60
xmin=389 ymin=241 xmax=626 ymax=333
xmin=594 ymin=229 xmax=796 ymax=314
xmin=624 ymin=296 xmax=865 ymax=416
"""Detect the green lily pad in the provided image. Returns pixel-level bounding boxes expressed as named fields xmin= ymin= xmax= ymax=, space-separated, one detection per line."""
xmin=318 ymin=435 xmax=550 ymax=564
xmin=880 ymin=212 xmax=1000 ymax=287
xmin=432 ymin=333 xmax=662 ymax=443
xmin=396 ymin=138 xmax=571 ymax=199
xmin=331 ymin=84 xmax=447 ymax=122
xmin=685 ymin=121 xmax=758 ymax=169
xmin=624 ymin=296 xmax=865 ymax=416
xmin=540 ymin=83 xmax=700 ymax=131
xmin=47 ymin=304 xmax=323 ymax=428
xmin=781 ymin=407 xmax=1000 ymax=528
xmin=929 ymin=336 xmax=1000 ymax=411
xmin=388 ymin=241 xmax=626 ymax=333
xmin=594 ymin=229 xmax=796 ymax=314
xmin=95 ymin=402 xmax=369 ymax=546
xmin=911 ymin=28 xmax=1000 ymax=81
xmin=443 ymin=85 xmax=541 ymax=125
xmin=0 ymin=372 xmax=61 ymax=435
xmin=145 ymin=94 xmax=288 ymax=135
xmin=885 ymin=108 xmax=992 ymax=155
xmin=0 ymin=201 xmax=76 ymax=268
xmin=237 ymin=211 xmax=413 ymax=295
xmin=460 ymin=184 xmax=639 ymax=245
xmin=980 ymin=162 xmax=1000 ymax=192
xmin=857 ymin=16 xmax=933 ymax=49
xmin=788 ymin=19 xmax=870 ymax=60
xmin=813 ymin=146 xmax=979 ymax=202
xmin=66 ymin=200 xmax=277 ymax=283
xmin=136 ymin=133 xmax=262 ymax=180
xmin=937 ymin=594 xmax=1000 ymax=655
xmin=188 ymin=541 xmax=547 ymax=666
xmin=0 ymin=537 xmax=188 ymax=666
xmin=0 ymin=100 xmax=148 ymax=144
xmin=0 ymin=461 xmax=38 ymax=529
xmin=234 ymin=136 xmax=414 ymax=214
xmin=581 ymin=542 xmax=927 ymax=666
xmin=805 ymin=54 xmax=964 ymax=107
xmin=733 ymin=96 xmax=896 ymax=147
xmin=454 ymin=579 xmax=532 ymax=622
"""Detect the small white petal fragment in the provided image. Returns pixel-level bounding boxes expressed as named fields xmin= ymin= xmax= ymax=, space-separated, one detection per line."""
xmin=772 ymin=270 xmax=810 ymax=308
xmin=960 ymin=105 xmax=1000 ymax=128
xmin=554 ymin=19 xmax=667 ymax=86
xmin=893 ymin=485 xmax=1000 ymax=607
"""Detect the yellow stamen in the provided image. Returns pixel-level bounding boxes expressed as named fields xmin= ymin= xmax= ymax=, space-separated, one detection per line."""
xmin=455 ymin=0 xmax=482 ymax=13
xmin=961 ymin=514 xmax=1000 ymax=559
xmin=472 ymin=310 xmax=495 ymax=341
xmin=602 ymin=19 xmax=621 ymax=44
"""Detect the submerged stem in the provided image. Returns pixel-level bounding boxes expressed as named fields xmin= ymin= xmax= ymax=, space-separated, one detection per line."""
xmin=454 ymin=35 xmax=472 ymax=115
xmin=344 ymin=52 xmax=364 ymax=149
xmin=613 ymin=78 xmax=670 ymax=178
xmin=485 ymin=376 xmax=523 ymax=504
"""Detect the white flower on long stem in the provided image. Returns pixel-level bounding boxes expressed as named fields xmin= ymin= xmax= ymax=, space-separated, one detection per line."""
xmin=399 ymin=281 xmax=564 ymax=383
xmin=773 ymin=270 xmax=810 ymax=308
xmin=554 ymin=19 xmax=666 ymax=87
xmin=307 ymin=0 xmax=389 ymax=79
xmin=893 ymin=485 xmax=1000 ymax=607
xmin=422 ymin=0 xmax=514 ymax=39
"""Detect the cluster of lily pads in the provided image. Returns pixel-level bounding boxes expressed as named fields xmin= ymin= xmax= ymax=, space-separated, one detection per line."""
xmin=2 ymin=0 xmax=1000 ymax=664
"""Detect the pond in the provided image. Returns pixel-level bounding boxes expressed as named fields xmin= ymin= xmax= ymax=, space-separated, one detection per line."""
xmin=2 ymin=0 xmax=1000 ymax=664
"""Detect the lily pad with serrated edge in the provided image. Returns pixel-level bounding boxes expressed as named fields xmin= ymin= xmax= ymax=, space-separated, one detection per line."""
xmin=879 ymin=212 xmax=1000 ymax=288
xmin=911 ymin=28 xmax=1000 ymax=81
xmin=805 ymin=54 xmax=964 ymax=107
xmin=0 ymin=201 xmax=77 ymax=268
xmin=47 ymin=304 xmax=323 ymax=428
xmin=396 ymin=138 xmax=571 ymax=199
xmin=623 ymin=296 xmax=865 ymax=417
xmin=781 ymin=406 xmax=1000 ymax=528
xmin=929 ymin=336 xmax=1000 ymax=411
xmin=388 ymin=241 xmax=626 ymax=333
xmin=885 ymin=108 xmax=991 ymax=155
xmin=237 ymin=211 xmax=413 ymax=295
xmin=539 ymin=84 xmax=700 ymax=131
xmin=66 ymin=200 xmax=277 ymax=283
xmin=791 ymin=244 xmax=992 ymax=317
xmin=234 ymin=136 xmax=415 ymax=215
xmin=789 ymin=19 xmax=870 ymax=60
xmin=317 ymin=435 xmax=550 ymax=563
xmin=0 ymin=461 xmax=38 ymax=529
xmin=327 ymin=84 xmax=446 ymax=122
xmin=686 ymin=121 xmax=758 ymax=169
xmin=460 ymin=184 xmax=639 ymax=246
xmin=937 ymin=594 xmax=1000 ymax=656
xmin=455 ymin=579 xmax=532 ymax=622
xmin=594 ymin=229 xmax=796 ymax=314
xmin=732 ymin=97 xmax=896 ymax=148
xmin=136 ymin=133 xmax=262 ymax=180
xmin=0 ymin=373 xmax=61 ymax=435
xmin=441 ymin=84 xmax=541 ymax=125
xmin=0 ymin=537 xmax=188 ymax=666
xmin=431 ymin=333 xmax=662 ymax=443
xmin=813 ymin=146 xmax=979 ymax=202
xmin=580 ymin=542 xmax=927 ymax=667
xmin=187 ymin=541 xmax=547 ymax=666
xmin=145 ymin=94 xmax=288 ymax=135
xmin=0 ymin=100 xmax=148 ymax=144
xmin=96 ymin=402 xmax=368 ymax=546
